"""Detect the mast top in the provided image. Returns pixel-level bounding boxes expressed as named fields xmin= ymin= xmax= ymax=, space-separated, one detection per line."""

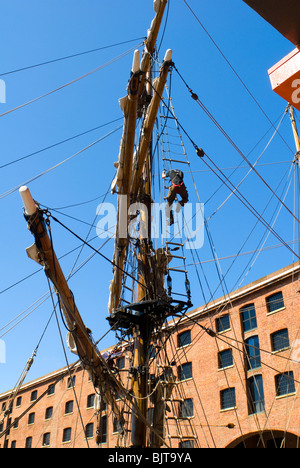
xmin=19 ymin=186 xmax=38 ymax=216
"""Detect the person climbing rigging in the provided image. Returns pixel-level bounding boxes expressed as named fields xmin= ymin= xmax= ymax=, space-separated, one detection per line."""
xmin=162 ymin=169 xmax=189 ymax=225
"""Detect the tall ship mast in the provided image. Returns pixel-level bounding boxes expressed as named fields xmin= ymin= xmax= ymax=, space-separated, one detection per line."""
xmin=17 ymin=0 xmax=192 ymax=448
xmin=1 ymin=0 xmax=300 ymax=450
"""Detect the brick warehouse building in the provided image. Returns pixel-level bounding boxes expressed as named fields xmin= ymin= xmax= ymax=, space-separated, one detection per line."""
xmin=1 ymin=262 xmax=300 ymax=448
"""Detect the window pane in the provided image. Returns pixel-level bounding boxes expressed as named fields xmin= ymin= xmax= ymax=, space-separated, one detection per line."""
xmin=63 ymin=427 xmax=72 ymax=443
xmin=87 ymin=394 xmax=95 ymax=408
xmin=180 ymin=399 xmax=194 ymax=418
xmin=179 ymin=440 xmax=195 ymax=448
xmin=276 ymin=372 xmax=295 ymax=396
xmin=218 ymin=349 xmax=233 ymax=369
xmin=113 ymin=417 xmax=123 ymax=434
xmin=245 ymin=335 xmax=261 ymax=369
xmin=148 ymin=345 xmax=156 ymax=359
xmin=266 ymin=292 xmax=284 ymax=313
xmin=98 ymin=416 xmax=107 ymax=444
xmin=178 ymin=362 xmax=193 ymax=381
xmin=178 ymin=330 xmax=191 ymax=348
xmin=65 ymin=401 xmax=73 ymax=414
xmin=67 ymin=376 xmax=75 ymax=388
xmin=43 ymin=433 xmax=50 ymax=447
xmin=25 ymin=437 xmax=32 ymax=448
xmin=248 ymin=375 xmax=265 ymax=414
xmin=147 ymin=407 xmax=154 ymax=426
xmin=85 ymin=423 xmax=94 ymax=439
xmin=216 ymin=314 xmax=230 ymax=333
xmin=116 ymin=356 xmax=125 ymax=369
xmin=271 ymin=329 xmax=289 ymax=352
xmin=45 ymin=407 xmax=53 ymax=420
xmin=220 ymin=388 xmax=236 ymax=410
xmin=241 ymin=304 xmax=257 ymax=332
xmin=47 ymin=384 xmax=55 ymax=395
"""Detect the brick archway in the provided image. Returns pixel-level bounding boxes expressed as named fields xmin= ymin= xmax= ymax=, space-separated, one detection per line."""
xmin=226 ymin=430 xmax=300 ymax=448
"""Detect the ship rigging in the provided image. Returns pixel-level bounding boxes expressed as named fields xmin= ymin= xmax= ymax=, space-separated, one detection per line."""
xmin=1 ymin=0 xmax=300 ymax=449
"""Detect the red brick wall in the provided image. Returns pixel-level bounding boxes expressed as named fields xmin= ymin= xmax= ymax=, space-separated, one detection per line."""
xmin=1 ymin=266 xmax=300 ymax=448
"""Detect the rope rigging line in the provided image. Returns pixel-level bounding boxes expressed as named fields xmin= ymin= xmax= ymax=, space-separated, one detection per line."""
xmin=179 ymin=311 xmax=300 ymax=387
xmin=173 ymin=64 xmax=299 ymax=226
xmin=0 ymin=234 xmax=114 ymax=338
xmin=0 ymin=229 xmax=110 ymax=296
xmin=45 ymin=221 xmax=164 ymax=445
xmin=202 ymin=108 xmax=289 ymax=210
xmin=170 ymin=239 xmax=300 ymax=270
xmin=164 ymin=322 xmax=216 ymax=447
xmin=0 ymin=124 xmax=123 ymax=200
xmin=62 ymin=178 xmax=113 ymax=281
xmin=39 ymin=206 xmax=116 ymax=237
xmin=145 ymin=64 xmax=300 ymax=265
xmin=181 ymin=0 xmax=295 ymax=156
xmin=174 ymin=310 xmax=300 ymax=447
xmin=153 ymin=86 xmax=251 ymax=444
xmin=231 ymin=163 xmax=295 ymax=290
xmin=162 ymin=139 xmax=300 ymax=442
xmin=155 ymin=82 xmax=295 ymax=331
xmin=48 ymin=275 xmax=90 ymax=448
xmin=0 ymin=362 xmax=80 ymax=440
xmin=0 ymin=37 xmax=146 ymax=78
xmin=182 ymin=231 xmax=260 ymax=445
xmin=167 ymin=100 xmax=300 ymax=261
xmin=151 ymin=73 xmax=299 ymax=443
xmin=158 ymin=106 xmax=289 ymax=247
xmin=49 ymin=213 xmax=170 ymax=306
xmin=45 ymin=190 xmax=111 ymax=210
xmin=0 ymin=293 xmax=51 ymax=339
xmin=202 ymin=152 xmax=300 ymax=260
xmin=0 ymin=117 xmax=123 ymax=170
xmin=0 ymin=43 xmax=144 ymax=119
xmin=185 ymin=158 xmax=295 ymax=311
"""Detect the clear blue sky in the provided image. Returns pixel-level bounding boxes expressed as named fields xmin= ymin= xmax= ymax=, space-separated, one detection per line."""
xmin=0 ymin=0 xmax=298 ymax=393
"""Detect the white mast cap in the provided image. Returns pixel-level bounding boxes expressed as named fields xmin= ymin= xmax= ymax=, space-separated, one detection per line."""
xmin=19 ymin=186 xmax=38 ymax=216
xmin=132 ymin=50 xmax=140 ymax=74
xmin=164 ymin=49 xmax=173 ymax=62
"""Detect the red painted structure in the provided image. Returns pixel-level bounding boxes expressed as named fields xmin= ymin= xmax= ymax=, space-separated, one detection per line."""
xmin=268 ymin=48 xmax=300 ymax=111
xmin=243 ymin=0 xmax=300 ymax=110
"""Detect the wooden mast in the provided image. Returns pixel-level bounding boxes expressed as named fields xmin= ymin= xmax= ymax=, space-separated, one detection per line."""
xmin=108 ymin=0 xmax=168 ymax=316
xmin=288 ymin=105 xmax=300 ymax=166
xmin=19 ymin=186 xmax=127 ymax=423
xmin=107 ymin=0 xmax=171 ymax=447
xmin=19 ymin=0 xmax=174 ymax=449
xmin=130 ymin=48 xmax=173 ymax=451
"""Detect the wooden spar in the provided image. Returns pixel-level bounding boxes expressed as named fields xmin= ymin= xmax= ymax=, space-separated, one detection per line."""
xmin=141 ymin=0 xmax=168 ymax=76
xmin=19 ymin=186 xmax=127 ymax=420
xmin=131 ymin=49 xmax=173 ymax=200
xmin=108 ymin=0 xmax=169 ymax=315
xmin=130 ymin=47 xmax=173 ymax=447
xmin=108 ymin=51 xmax=141 ymax=314
xmin=288 ymin=106 xmax=300 ymax=164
